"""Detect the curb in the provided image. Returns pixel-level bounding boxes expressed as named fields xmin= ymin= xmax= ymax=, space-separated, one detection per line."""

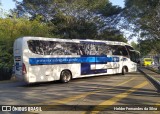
xmin=146 ymin=67 xmax=160 ymax=74
xmin=138 ymin=68 xmax=160 ymax=92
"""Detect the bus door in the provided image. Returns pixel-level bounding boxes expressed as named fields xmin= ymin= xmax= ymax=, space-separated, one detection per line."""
xmin=95 ymin=55 xmax=108 ymax=74
xmin=125 ymin=45 xmax=138 ymax=71
xmin=94 ymin=43 xmax=108 ymax=74
xmin=80 ymin=42 xmax=96 ymax=75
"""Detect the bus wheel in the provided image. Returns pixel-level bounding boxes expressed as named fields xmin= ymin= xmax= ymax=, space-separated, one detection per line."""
xmin=60 ymin=70 xmax=72 ymax=83
xmin=122 ymin=67 xmax=127 ymax=75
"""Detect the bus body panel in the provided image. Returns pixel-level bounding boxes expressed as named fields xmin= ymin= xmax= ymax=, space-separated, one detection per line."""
xmin=28 ymin=64 xmax=81 ymax=83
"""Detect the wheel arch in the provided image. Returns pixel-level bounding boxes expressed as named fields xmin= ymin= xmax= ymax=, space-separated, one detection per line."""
xmin=122 ymin=65 xmax=128 ymax=75
xmin=123 ymin=65 xmax=128 ymax=72
xmin=59 ymin=69 xmax=73 ymax=80
xmin=60 ymin=69 xmax=73 ymax=78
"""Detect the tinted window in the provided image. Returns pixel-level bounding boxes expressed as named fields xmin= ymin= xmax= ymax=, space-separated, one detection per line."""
xmin=81 ymin=43 xmax=113 ymax=55
xmin=125 ymin=45 xmax=137 ymax=62
xmin=111 ymin=45 xmax=128 ymax=56
xmin=28 ymin=40 xmax=129 ymax=56
xmin=27 ymin=40 xmax=80 ymax=55
xmin=80 ymin=43 xmax=97 ymax=55
xmin=126 ymin=45 xmax=134 ymax=51
xmin=95 ymin=44 xmax=112 ymax=55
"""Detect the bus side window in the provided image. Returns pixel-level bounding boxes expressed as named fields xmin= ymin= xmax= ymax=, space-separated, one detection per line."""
xmin=96 ymin=44 xmax=109 ymax=55
xmin=79 ymin=45 xmax=85 ymax=55
xmin=121 ymin=46 xmax=129 ymax=57
xmin=112 ymin=45 xmax=129 ymax=56
xmin=69 ymin=43 xmax=80 ymax=55
xmin=81 ymin=43 xmax=96 ymax=55
xmin=112 ymin=45 xmax=120 ymax=55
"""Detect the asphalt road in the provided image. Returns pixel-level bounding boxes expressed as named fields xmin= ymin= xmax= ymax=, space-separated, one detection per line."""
xmin=0 ymin=71 xmax=159 ymax=114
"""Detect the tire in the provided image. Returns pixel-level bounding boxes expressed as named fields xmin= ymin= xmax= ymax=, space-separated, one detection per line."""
xmin=122 ymin=67 xmax=127 ymax=75
xmin=60 ymin=70 xmax=72 ymax=83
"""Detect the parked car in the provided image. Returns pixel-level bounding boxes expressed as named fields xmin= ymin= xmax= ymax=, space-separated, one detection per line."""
xmin=142 ymin=58 xmax=153 ymax=66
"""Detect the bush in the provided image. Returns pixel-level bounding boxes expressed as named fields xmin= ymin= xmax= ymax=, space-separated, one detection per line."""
xmin=0 ymin=17 xmax=53 ymax=80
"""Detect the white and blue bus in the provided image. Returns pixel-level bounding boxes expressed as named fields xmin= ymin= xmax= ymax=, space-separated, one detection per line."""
xmin=13 ymin=37 xmax=139 ymax=83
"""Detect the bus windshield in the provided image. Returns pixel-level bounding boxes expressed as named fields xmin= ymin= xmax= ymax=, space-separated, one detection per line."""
xmin=125 ymin=45 xmax=140 ymax=63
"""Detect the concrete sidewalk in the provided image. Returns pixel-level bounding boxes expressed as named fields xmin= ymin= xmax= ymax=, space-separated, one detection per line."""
xmin=147 ymin=65 xmax=160 ymax=74
xmin=138 ymin=67 xmax=160 ymax=92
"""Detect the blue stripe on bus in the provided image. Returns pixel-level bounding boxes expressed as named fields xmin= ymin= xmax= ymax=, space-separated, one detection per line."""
xmin=29 ymin=56 xmax=119 ymax=75
xmin=81 ymin=63 xmax=107 ymax=75
xmin=29 ymin=56 xmax=119 ymax=65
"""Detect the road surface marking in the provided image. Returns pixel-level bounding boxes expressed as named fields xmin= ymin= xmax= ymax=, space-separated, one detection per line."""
xmin=24 ymin=77 xmax=136 ymax=113
xmin=88 ymin=81 xmax=149 ymax=114
xmin=38 ymin=77 xmax=136 ymax=105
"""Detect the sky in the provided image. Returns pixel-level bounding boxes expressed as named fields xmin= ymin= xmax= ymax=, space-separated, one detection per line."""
xmin=0 ymin=0 xmax=125 ymax=11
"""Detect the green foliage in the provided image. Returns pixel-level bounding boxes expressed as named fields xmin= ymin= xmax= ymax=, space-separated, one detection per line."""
xmin=124 ymin=0 xmax=160 ymax=40
xmin=98 ymin=29 xmax=127 ymax=42
xmin=130 ymin=41 xmax=139 ymax=51
xmin=123 ymin=0 xmax=160 ymax=56
xmin=138 ymin=39 xmax=160 ymax=56
xmin=51 ymin=14 xmax=98 ymax=39
xmin=0 ymin=40 xmax=13 ymax=68
xmin=100 ymin=2 xmax=122 ymax=17
xmin=0 ymin=17 xmax=52 ymax=68
xmin=0 ymin=17 xmax=52 ymax=40
xmin=14 ymin=0 xmax=108 ymax=21
xmin=0 ymin=0 xmax=126 ymax=72
xmin=138 ymin=40 xmax=152 ymax=57
xmin=14 ymin=0 xmax=124 ymax=40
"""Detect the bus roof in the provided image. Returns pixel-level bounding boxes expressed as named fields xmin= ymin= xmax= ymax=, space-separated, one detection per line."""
xmin=19 ymin=36 xmax=129 ymax=46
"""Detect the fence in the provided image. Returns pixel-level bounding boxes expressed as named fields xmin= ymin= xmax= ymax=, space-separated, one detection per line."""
xmin=0 ymin=67 xmax=12 ymax=81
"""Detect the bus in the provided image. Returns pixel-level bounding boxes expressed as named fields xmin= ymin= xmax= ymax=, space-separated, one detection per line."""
xmin=13 ymin=37 xmax=139 ymax=83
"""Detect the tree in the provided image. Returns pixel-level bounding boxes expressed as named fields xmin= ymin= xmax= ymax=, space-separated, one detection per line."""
xmin=14 ymin=0 xmax=108 ymax=21
xmin=123 ymin=0 xmax=160 ymax=40
xmin=13 ymin=0 xmax=125 ymax=41
xmin=98 ymin=29 xmax=127 ymax=42
xmin=137 ymin=39 xmax=160 ymax=57
xmin=0 ymin=16 xmax=52 ymax=69
xmin=130 ymin=41 xmax=139 ymax=50
xmin=50 ymin=13 xmax=98 ymax=39
xmin=121 ymin=0 xmax=160 ymax=56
